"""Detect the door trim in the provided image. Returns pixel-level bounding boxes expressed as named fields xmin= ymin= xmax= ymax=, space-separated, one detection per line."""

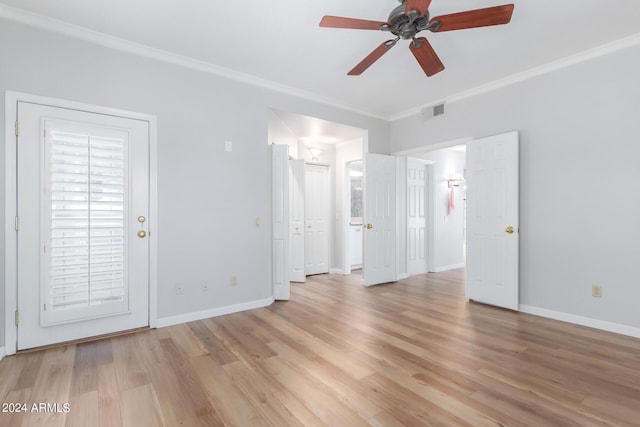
xmin=4 ymin=91 xmax=158 ymax=355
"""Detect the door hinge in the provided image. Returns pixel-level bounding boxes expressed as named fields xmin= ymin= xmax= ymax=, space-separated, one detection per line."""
xmin=15 ymin=216 xmax=19 ymax=231
xmin=15 ymin=310 xmax=19 ymax=326
xmin=14 ymin=121 xmax=19 ymax=137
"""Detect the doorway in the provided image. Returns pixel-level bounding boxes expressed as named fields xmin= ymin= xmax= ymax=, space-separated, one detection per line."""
xmin=405 ymin=146 xmax=467 ymax=275
xmin=394 ymin=131 xmax=519 ymax=310
xmin=346 ymin=160 xmax=363 ymax=271
xmin=5 ymin=93 xmax=158 ymax=352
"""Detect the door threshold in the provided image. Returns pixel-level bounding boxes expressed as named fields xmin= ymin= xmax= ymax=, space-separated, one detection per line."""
xmin=17 ymin=326 xmax=152 ymax=354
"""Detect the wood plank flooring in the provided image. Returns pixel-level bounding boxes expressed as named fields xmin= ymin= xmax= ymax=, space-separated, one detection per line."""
xmin=2 ymin=269 xmax=640 ymax=426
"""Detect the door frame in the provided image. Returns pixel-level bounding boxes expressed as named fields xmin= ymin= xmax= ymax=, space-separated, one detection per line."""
xmin=4 ymin=91 xmax=159 ymax=355
xmin=343 ymin=159 xmax=364 ymax=276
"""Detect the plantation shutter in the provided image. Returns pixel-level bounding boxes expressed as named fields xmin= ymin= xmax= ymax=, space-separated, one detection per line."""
xmin=43 ymin=121 xmax=130 ymax=325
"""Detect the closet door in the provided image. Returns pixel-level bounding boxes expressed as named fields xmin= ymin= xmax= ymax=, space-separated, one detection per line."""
xmin=289 ymin=159 xmax=306 ymax=282
xmin=304 ymin=164 xmax=329 ymax=275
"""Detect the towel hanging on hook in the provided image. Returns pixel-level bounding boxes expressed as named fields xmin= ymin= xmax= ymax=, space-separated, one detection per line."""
xmin=448 ymin=186 xmax=455 ymax=215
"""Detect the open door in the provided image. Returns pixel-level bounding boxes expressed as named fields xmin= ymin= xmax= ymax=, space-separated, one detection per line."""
xmin=289 ymin=159 xmax=305 ymax=282
xmin=363 ymin=153 xmax=397 ymax=286
xmin=465 ymin=131 xmax=519 ymax=310
xmin=272 ymin=145 xmax=289 ymax=300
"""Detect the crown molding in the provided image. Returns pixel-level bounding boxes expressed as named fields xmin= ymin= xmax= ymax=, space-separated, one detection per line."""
xmin=0 ymin=4 xmax=387 ymax=121
xmin=390 ymin=33 xmax=640 ymax=121
xmin=2 ymin=4 xmax=639 ymax=123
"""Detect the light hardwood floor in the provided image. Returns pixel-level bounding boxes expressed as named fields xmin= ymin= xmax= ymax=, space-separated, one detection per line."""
xmin=2 ymin=269 xmax=640 ymax=426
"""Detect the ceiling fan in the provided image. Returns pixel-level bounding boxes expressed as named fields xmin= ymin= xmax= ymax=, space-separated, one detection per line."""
xmin=319 ymin=0 xmax=514 ymax=77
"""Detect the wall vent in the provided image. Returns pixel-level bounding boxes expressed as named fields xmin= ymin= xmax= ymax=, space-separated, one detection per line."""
xmin=421 ymin=103 xmax=446 ymax=119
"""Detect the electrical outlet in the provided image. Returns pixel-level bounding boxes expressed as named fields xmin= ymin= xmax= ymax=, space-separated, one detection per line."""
xmin=175 ymin=284 xmax=184 ymax=295
xmin=230 ymin=275 xmax=237 ymax=287
xmin=201 ymin=281 xmax=209 ymax=292
xmin=592 ymin=285 xmax=602 ymax=298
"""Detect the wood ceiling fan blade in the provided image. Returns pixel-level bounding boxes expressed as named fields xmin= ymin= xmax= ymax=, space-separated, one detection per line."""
xmin=409 ymin=37 xmax=445 ymax=77
xmin=348 ymin=40 xmax=397 ymax=76
xmin=430 ymin=4 xmax=514 ymax=32
xmin=405 ymin=0 xmax=432 ymax=17
xmin=320 ymin=15 xmax=388 ymax=30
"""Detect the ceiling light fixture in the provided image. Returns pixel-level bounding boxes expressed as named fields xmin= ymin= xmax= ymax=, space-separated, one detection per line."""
xmin=307 ymin=146 xmax=325 ymax=161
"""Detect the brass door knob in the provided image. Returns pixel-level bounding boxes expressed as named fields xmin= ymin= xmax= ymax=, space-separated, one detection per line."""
xmin=505 ymin=226 xmax=515 ymax=234
xmin=138 ymin=216 xmax=146 ymax=224
xmin=366 ymin=223 xmax=373 ymax=229
xmin=137 ymin=230 xmax=147 ymax=238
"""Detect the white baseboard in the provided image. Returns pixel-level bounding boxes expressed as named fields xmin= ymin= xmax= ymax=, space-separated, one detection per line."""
xmin=0 ymin=346 xmax=5 ymax=362
xmin=156 ymin=297 xmax=274 ymax=328
xmin=397 ymin=273 xmax=410 ymax=280
xmin=432 ymin=263 xmax=465 ymax=273
xmin=329 ymin=268 xmax=344 ymax=275
xmin=519 ymin=305 xmax=640 ymax=339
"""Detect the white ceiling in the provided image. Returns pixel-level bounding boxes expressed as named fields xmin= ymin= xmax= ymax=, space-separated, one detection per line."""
xmin=2 ymin=0 xmax=640 ymax=121
xmin=271 ymin=109 xmax=366 ymax=145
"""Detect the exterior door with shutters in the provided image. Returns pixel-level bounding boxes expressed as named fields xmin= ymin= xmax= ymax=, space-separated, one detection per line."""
xmin=15 ymin=100 xmax=151 ymax=350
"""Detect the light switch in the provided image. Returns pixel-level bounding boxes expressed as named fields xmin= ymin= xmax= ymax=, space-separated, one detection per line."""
xmin=225 ymin=141 xmax=232 ymax=152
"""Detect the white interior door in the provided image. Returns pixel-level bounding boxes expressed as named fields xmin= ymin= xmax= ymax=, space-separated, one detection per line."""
xmin=363 ymin=153 xmax=396 ymax=286
xmin=17 ymin=101 xmax=150 ymax=350
xmin=304 ymin=164 xmax=329 ymax=275
xmin=272 ymin=145 xmax=290 ymax=300
xmin=407 ymin=158 xmax=427 ymax=275
xmin=289 ymin=159 xmax=305 ymax=283
xmin=465 ymin=131 xmax=519 ymax=310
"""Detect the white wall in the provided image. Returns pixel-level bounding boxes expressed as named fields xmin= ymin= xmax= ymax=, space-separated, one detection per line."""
xmin=413 ymin=149 xmax=466 ymax=272
xmin=0 ymin=18 xmax=390 ymax=344
xmin=390 ymin=43 xmax=640 ymax=330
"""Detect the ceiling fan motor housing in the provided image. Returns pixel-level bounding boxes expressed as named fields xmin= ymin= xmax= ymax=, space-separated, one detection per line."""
xmin=387 ymin=3 xmax=430 ymax=39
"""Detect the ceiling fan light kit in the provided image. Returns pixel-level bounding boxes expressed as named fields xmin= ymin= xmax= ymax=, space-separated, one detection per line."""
xmin=320 ymin=0 xmax=514 ymax=77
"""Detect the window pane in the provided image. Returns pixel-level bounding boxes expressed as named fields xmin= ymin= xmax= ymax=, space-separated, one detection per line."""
xmin=47 ymin=130 xmax=127 ymax=312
